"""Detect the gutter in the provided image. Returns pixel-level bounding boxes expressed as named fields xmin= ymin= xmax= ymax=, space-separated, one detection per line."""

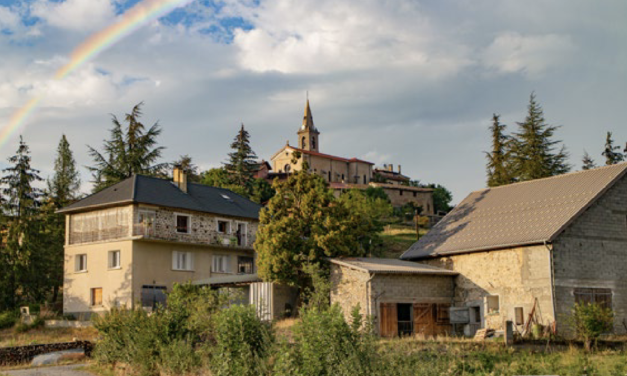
xmin=544 ymin=240 xmax=558 ymax=326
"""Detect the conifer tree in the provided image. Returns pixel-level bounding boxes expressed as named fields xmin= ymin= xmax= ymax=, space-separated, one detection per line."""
xmin=601 ymin=131 xmax=624 ymax=165
xmin=485 ymin=114 xmax=513 ymax=187
xmin=224 ymin=124 xmax=258 ymax=187
xmin=581 ymin=151 xmax=597 ymax=170
xmin=88 ymin=102 xmax=165 ymax=192
xmin=0 ymin=137 xmax=44 ymax=309
xmin=48 ymin=134 xmax=81 ymax=207
xmin=510 ymin=93 xmax=570 ymax=181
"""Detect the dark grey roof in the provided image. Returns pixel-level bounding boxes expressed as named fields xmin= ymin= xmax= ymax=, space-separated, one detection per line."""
xmin=401 ymin=163 xmax=627 ymax=260
xmin=59 ymin=175 xmax=261 ymax=219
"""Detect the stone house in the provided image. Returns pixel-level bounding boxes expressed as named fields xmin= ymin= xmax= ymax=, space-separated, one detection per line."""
xmin=401 ymin=163 xmax=627 ymax=336
xmin=59 ymin=168 xmax=261 ymax=318
xmin=329 ymin=258 xmax=457 ymax=337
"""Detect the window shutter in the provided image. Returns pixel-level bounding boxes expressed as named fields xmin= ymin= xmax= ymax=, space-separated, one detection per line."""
xmin=172 ymin=251 xmax=178 ymax=270
xmin=189 ymin=252 xmax=194 ymax=271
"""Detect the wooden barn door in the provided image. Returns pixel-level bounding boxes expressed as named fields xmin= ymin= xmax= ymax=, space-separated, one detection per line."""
xmin=379 ymin=303 xmax=398 ymax=338
xmin=413 ymin=303 xmax=435 ymax=336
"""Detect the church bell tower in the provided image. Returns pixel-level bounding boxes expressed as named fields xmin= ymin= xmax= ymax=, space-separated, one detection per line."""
xmin=297 ymin=99 xmax=320 ymax=152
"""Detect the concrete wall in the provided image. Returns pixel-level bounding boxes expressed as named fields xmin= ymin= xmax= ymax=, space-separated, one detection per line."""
xmin=329 ymin=264 xmax=455 ymax=331
xmin=552 ymin=174 xmax=627 ymax=335
xmin=423 ymin=245 xmax=554 ymax=332
xmin=64 ymin=239 xmax=134 ymax=317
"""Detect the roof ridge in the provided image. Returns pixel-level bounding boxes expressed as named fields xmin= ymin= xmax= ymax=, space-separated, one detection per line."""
xmin=468 ymin=162 xmax=627 ymax=194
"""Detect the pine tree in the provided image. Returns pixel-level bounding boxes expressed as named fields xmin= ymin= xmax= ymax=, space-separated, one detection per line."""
xmin=48 ymin=135 xmax=81 ymax=207
xmin=510 ymin=93 xmax=570 ymax=181
xmin=582 ymin=151 xmax=597 ymax=170
xmin=224 ymin=124 xmax=258 ymax=187
xmin=601 ymin=131 xmax=624 ymax=165
xmin=0 ymin=137 xmax=44 ymax=309
xmin=485 ymin=114 xmax=513 ymax=187
xmin=88 ymin=102 xmax=166 ymax=192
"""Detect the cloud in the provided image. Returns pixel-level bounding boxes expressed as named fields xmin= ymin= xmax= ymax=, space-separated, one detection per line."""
xmin=31 ymin=0 xmax=116 ymax=31
xmin=481 ymin=32 xmax=576 ymax=78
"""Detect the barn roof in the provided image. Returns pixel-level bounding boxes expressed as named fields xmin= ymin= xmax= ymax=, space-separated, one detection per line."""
xmin=329 ymin=257 xmax=458 ymax=275
xmin=401 ymin=163 xmax=627 ymax=260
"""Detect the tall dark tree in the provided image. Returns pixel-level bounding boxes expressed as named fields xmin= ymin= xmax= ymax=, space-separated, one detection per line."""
xmin=48 ymin=134 xmax=81 ymax=207
xmin=582 ymin=151 xmax=597 ymax=170
xmin=485 ymin=114 xmax=513 ymax=187
xmin=88 ymin=102 xmax=165 ymax=192
xmin=510 ymin=93 xmax=570 ymax=181
xmin=601 ymin=131 xmax=624 ymax=165
xmin=224 ymin=124 xmax=258 ymax=187
xmin=0 ymin=137 xmax=44 ymax=309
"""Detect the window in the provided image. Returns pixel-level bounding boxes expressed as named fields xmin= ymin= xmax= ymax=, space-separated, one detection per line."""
xmin=301 ymin=136 xmax=306 ymax=149
xmin=108 ymin=250 xmax=121 ymax=269
xmin=141 ymin=285 xmax=167 ymax=309
xmin=328 ymin=171 xmax=331 ymax=181
xmin=137 ymin=210 xmax=155 ymax=236
xmin=236 ymin=223 xmax=248 ymax=246
xmin=311 ymin=137 xmax=316 ymax=149
xmin=514 ymin=307 xmax=524 ymax=325
xmin=75 ymin=254 xmax=87 ymax=272
xmin=217 ymin=220 xmax=230 ymax=234
xmin=487 ymin=295 xmax=500 ymax=314
xmin=397 ymin=303 xmax=413 ymax=336
xmin=212 ymin=255 xmax=229 ymax=273
xmin=413 ymin=191 xmax=417 ymax=197
xmin=363 ymin=175 xmax=366 ymax=184
xmin=284 ymin=164 xmax=291 ymax=173
xmin=172 ymin=251 xmax=193 ymax=271
xmin=175 ymin=214 xmax=190 ymax=234
xmin=574 ymin=288 xmax=612 ymax=309
xmin=341 ymin=174 xmax=345 ymax=181
xmin=399 ymin=190 xmax=403 ymax=196
xmin=238 ymin=256 xmax=254 ymax=274
xmin=91 ymin=288 xmax=103 ymax=306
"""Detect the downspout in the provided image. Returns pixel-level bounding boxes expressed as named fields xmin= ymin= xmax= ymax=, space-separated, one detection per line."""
xmin=544 ymin=240 xmax=557 ymax=327
xmin=366 ymin=272 xmax=376 ymax=318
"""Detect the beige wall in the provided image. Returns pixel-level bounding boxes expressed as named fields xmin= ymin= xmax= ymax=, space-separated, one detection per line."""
xmin=422 ymin=245 xmax=554 ymax=332
xmin=64 ymin=239 xmax=134 ymax=317
xmin=552 ymin=174 xmax=627 ymax=335
xmin=380 ymin=187 xmax=434 ymax=213
xmin=330 ymin=264 xmax=455 ymax=332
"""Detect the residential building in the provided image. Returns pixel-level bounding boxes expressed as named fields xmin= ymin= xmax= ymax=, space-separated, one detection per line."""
xmin=59 ymin=168 xmax=261 ymax=318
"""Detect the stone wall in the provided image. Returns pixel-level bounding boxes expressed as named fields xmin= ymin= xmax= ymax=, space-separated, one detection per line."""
xmin=330 ymin=264 xmax=370 ymax=322
xmin=552 ymin=173 xmax=627 ymax=335
xmin=422 ymin=245 xmax=554 ymax=332
xmin=0 ymin=341 xmax=93 ymax=365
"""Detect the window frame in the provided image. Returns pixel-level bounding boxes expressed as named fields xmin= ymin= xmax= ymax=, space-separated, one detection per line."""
xmin=216 ymin=218 xmax=232 ymax=234
xmin=75 ymin=254 xmax=87 ymax=273
xmin=174 ymin=213 xmax=191 ymax=234
xmin=486 ymin=295 xmax=500 ymax=315
xmin=237 ymin=256 xmax=254 ymax=274
xmin=235 ymin=221 xmax=248 ymax=246
xmin=514 ymin=307 xmax=524 ymax=326
xmin=212 ymin=254 xmax=230 ymax=273
xmin=574 ymin=288 xmax=612 ymax=309
xmin=108 ymin=250 xmax=121 ymax=270
xmin=91 ymin=287 xmax=103 ymax=307
xmin=172 ymin=251 xmax=194 ymax=271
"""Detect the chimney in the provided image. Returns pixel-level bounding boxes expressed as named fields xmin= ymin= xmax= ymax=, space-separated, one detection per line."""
xmin=398 ymin=165 xmax=402 ymax=174
xmin=173 ymin=166 xmax=188 ymax=193
xmin=388 ymin=164 xmax=393 ymax=172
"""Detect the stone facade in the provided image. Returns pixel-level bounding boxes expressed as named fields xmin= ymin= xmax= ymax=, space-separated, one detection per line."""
xmin=552 ymin=173 xmax=627 ymax=335
xmin=423 ymin=245 xmax=554 ymax=334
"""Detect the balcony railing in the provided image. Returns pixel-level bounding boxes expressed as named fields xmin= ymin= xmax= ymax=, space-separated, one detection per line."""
xmin=132 ymin=223 xmax=254 ymax=249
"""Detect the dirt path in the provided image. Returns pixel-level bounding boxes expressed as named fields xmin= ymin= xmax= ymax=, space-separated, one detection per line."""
xmin=2 ymin=364 xmax=94 ymax=376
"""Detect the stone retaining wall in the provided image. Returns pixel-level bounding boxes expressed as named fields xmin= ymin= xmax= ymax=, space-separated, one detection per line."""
xmin=0 ymin=341 xmax=93 ymax=365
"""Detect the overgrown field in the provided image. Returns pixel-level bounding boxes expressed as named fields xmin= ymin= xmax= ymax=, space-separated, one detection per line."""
xmin=380 ymin=224 xmax=425 ymax=258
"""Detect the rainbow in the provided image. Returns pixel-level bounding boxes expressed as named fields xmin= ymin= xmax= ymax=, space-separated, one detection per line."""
xmin=1 ymin=0 xmax=192 ymax=150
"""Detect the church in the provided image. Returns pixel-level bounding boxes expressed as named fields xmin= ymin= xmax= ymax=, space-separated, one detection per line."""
xmin=268 ymin=101 xmax=434 ymax=215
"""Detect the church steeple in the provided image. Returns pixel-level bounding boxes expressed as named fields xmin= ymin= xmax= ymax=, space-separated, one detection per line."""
xmin=298 ymin=99 xmax=320 ymax=152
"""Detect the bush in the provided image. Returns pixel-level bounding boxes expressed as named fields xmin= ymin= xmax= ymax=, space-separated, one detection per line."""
xmin=210 ymin=304 xmax=273 ymax=376
xmin=569 ymin=302 xmax=614 ymax=351
xmin=273 ymin=304 xmax=377 ymax=376
xmin=0 ymin=311 xmax=18 ymax=330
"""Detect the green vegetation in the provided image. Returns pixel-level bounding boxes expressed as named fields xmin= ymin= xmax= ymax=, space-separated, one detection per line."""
xmin=380 ymin=224 xmax=426 ymax=259
xmin=569 ymin=302 xmax=615 ymax=352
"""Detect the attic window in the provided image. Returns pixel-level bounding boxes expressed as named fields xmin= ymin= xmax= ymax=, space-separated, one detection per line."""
xmin=221 ymin=194 xmax=233 ymax=202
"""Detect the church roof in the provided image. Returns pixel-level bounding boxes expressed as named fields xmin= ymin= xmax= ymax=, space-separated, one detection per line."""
xmin=299 ymin=100 xmax=319 ymax=134
xmin=270 ymin=145 xmax=374 ymax=165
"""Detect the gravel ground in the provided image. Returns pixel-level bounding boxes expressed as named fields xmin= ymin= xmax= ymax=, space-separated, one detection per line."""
xmin=2 ymin=364 xmax=94 ymax=376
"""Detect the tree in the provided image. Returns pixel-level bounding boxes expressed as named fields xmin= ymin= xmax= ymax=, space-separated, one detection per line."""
xmin=255 ymin=171 xmax=366 ymax=287
xmin=601 ymin=131 xmax=624 ymax=165
xmin=0 ymin=137 xmax=45 ymax=309
xmin=423 ymin=183 xmax=453 ymax=214
xmin=199 ymin=167 xmax=269 ymax=203
xmin=582 ymin=151 xmax=597 ymax=170
xmin=249 ymin=178 xmax=275 ymax=204
xmin=224 ymin=124 xmax=258 ymax=188
xmin=510 ymin=93 xmax=570 ymax=181
xmin=485 ymin=114 xmax=513 ymax=187
xmin=88 ymin=102 xmax=166 ymax=192
xmin=48 ymin=135 xmax=81 ymax=207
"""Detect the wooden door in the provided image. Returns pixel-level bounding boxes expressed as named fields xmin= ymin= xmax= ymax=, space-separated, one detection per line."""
xmin=379 ymin=303 xmax=398 ymax=338
xmin=413 ymin=303 xmax=435 ymax=336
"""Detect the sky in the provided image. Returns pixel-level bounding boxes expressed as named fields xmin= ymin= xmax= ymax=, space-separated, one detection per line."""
xmin=0 ymin=0 xmax=626 ymax=203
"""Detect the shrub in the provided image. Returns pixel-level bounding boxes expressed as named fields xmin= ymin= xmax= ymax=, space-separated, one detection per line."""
xmin=0 ymin=311 xmax=18 ymax=330
xmin=210 ymin=304 xmax=273 ymax=376
xmin=157 ymin=339 xmax=201 ymax=376
xmin=569 ymin=302 xmax=614 ymax=351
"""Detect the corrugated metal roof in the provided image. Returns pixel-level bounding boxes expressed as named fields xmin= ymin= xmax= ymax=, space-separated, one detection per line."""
xmin=59 ymin=175 xmax=262 ymax=219
xmin=330 ymin=257 xmax=458 ymax=275
xmin=401 ymin=163 xmax=627 ymax=260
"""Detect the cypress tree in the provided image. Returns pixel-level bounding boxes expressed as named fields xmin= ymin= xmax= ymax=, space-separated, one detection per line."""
xmin=601 ymin=131 xmax=624 ymax=165
xmin=48 ymin=134 xmax=81 ymax=207
xmin=224 ymin=124 xmax=258 ymax=187
xmin=581 ymin=151 xmax=597 ymax=170
xmin=510 ymin=93 xmax=570 ymax=181
xmin=485 ymin=114 xmax=513 ymax=187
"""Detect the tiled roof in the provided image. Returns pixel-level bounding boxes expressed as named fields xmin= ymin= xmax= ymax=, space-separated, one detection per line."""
xmin=401 ymin=163 xmax=627 ymax=260
xmin=289 ymin=146 xmax=375 ymax=165
xmin=58 ymin=175 xmax=261 ymax=219
xmin=330 ymin=257 xmax=458 ymax=275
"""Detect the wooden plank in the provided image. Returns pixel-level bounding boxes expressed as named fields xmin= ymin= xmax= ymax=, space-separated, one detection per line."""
xmin=379 ymin=303 xmax=397 ymax=338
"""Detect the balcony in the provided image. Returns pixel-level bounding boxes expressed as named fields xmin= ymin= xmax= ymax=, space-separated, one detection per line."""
xmin=132 ymin=223 xmax=254 ymax=250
